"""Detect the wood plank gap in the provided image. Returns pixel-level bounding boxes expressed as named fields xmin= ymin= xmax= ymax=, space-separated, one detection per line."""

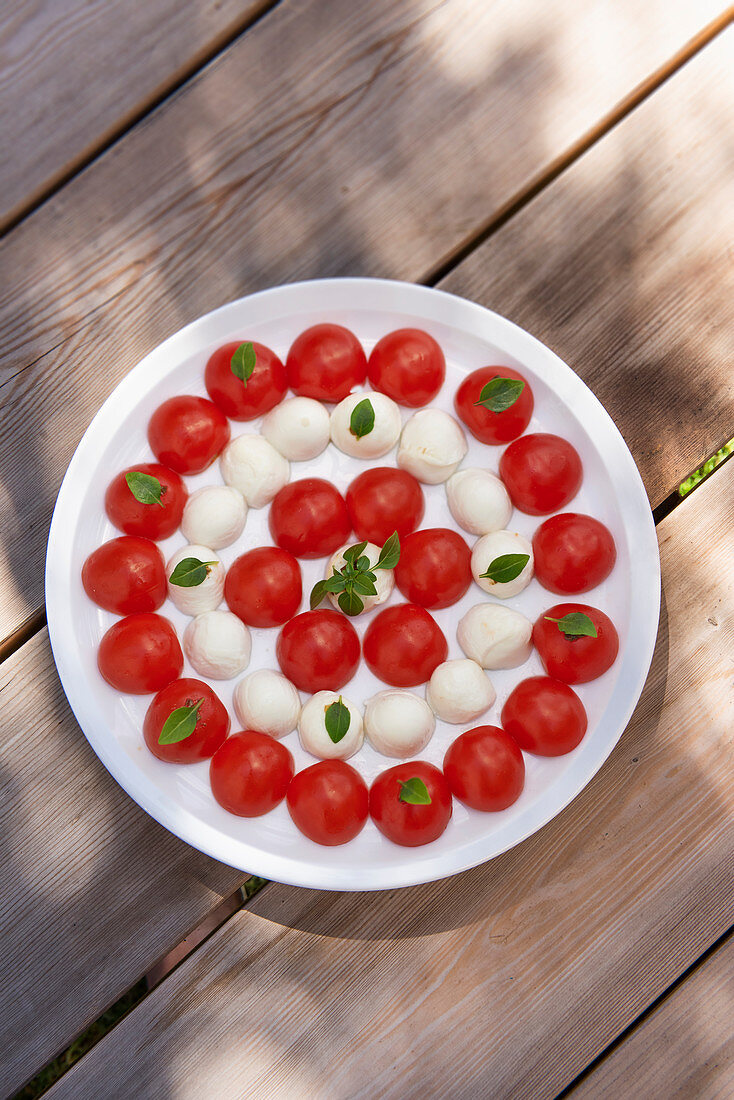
xmin=652 ymin=431 xmax=734 ymax=524
xmin=0 ymin=605 xmax=46 ymax=665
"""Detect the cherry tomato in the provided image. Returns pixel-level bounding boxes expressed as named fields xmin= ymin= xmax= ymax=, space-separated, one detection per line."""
xmin=533 ymin=603 xmax=619 ymax=684
xmin=269 ymin=478 xmax=351 ymax=559
xmin=205 ymin=341 xmax=287 ymax=421
xmin=499 ymin=433 xmax=582 ymax=515
xmin=443 ymin=725 xmax=525 ymax=812
xmin=286 ymin=324 xmax=367 ymax=401
xmin=147 ymin=395 xmax=230 ymax=474
xmin=143 ymin=678 xmax=230 ymax=764
xmin=210 ymin=731 xmax=294 ymax=815
xmin=367 ymin=328 xmax=445 ymax=406
xmin=277 ymin=609 xmax=360 ymax=692
xmin=225 ymin=547 xmax=302 ymax=627
xmin=394 ymin=527 xmax=471 ymax=609
xmin=287 ymin=760 xmax=368 ymax=845
xmin=363 ymin=604 xmax=448 ymax=687
xmin=98 ymin=612 xmax=183 ymax=694
xmin=454 ymin=366 xmax=533 ymax=444
xmin=345 ymin=466 xmax=425 ymax=544
xmin=501 ymin=676 xmax=587 ymax=756
xmin=105 ymin=462 xmax=187 ymax=540
xmin=369 ymin=761 xmax=452 ymax=847
xmin=82 ymin=536 xmax=167 ymax=614
xmin=532 ymin=513 xmax=616 ymax=594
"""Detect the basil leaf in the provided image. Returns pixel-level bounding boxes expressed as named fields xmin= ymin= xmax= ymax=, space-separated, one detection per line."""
xmin=158 ymin=699 xmax=202 ymax=745
xmin=338 ymin=589 xmax=364 ymax=616
xmin=479 ymin=553 xmax=530 ymax=584
xmin=474 ymin=376 xmax=525 ymax=413
xmin=125 ymin=470 xmax=165 ymax=507
xmin=544 ymin=612 xmax=598 ymax=639
xmin=356 ymin=555 xmax=371 ymax=571
xmin=399 ymin=777 xmax=432 ymax=805
xmin=324 ymin=696 xmax=351 ymax=743
xmin=323 ymin=573 xmax=346 ymax=593
xmin=342 ymin=541 xmax=368 ymax=564
xmin=230 ymin=341 xmax=257 ymax=385
xmin=169 ymin=557 xmax=218 ymax=587
xmin=310 ymin=579 xmax=330 ymax=609
xmin=349 ymin=398 xmax=376 ymax=439
xmin=351 ymin=573 xmax=378 ymax=596
xmin=376 ymin=531 xmax=400 ymax=570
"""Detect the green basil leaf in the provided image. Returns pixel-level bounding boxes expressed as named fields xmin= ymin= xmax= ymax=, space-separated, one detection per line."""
xmin=230 ymin=341 xmax=257 ymax=385
xmin=544 ymin=611 xmax=598 ymax=639
xmin=323 ymin=573 xmax=346 ymax=594
xmin=479 ymin=553 xmax=530 ymax=584
xmin=342 ymin=541 xmax=368 ymax=565
xmin=169 ymin=557 xmax=218 ymax=587
xmin=158 ymin=699 xmax=203 ymax=745
xmin=376 ymin=531 xmax=401 ymax=570
xmin=356 ymin=555 xmax=371 ymax=571
xmin=351 ymin=573 xmax=378 ymax=596
xmin=399 ymin=777 xmax=432 ymax=805
xmin=310 ymin=579 xmax=330 ymax=609
xmin=125 ymin=470 xmax=165 ymax=507
xmin=338 ymin=589 xmax=364 ymax=616
xmin=474 ymin=376 xmax=525 ymax=413
xmin=349 ymin=398 xmax=376 ymax=439
xmin=324 ymin=696 xmax=351 ymax=743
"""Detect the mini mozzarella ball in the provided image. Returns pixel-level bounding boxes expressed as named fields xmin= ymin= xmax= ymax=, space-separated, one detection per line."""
xmin=298 ymin=691 xmax=364 ymax=761
xmin=166 ymin=544 xmax=225 ymax=615
xmin=233 ymin=669 xmax=301 ymax=738
xmin=181 ymin=485 xmax=247 ymax=549
xmin=220 ymin=433 xmax=290 ymax=508
xmin=397 ymin=408 xmax=467 ymax=484
xmin=325 ymin=542 xmax=394 ymax=614
xmin=261 ymin=397 xmax=330 ymax=461
xmin=329 ymin=391 xmax=402 ymax=458
xmin=426 ymin=658 xmax=496 ymax=724
xmin=363 ymin=689 xmax=436 ymax=758
xmin=183 ymin=610 xmax=251 ymax=680
xmin=471 ymin=530 xmax=534 ymax=598
xmin=446 ymin=467 xmax=512 ymax=535
xmin=457 ymin=603 xmax=533 ymax=669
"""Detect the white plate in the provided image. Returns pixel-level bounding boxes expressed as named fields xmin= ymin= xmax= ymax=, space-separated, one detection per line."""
xmin=46 ymin=278 xmax=660 ymax=891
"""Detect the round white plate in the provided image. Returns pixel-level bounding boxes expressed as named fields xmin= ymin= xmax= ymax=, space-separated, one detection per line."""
xmin=46 ymin=278 xmax=660 ymax=891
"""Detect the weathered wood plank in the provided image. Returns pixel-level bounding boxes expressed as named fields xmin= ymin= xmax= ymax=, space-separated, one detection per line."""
xmin=568 ymin=934 xmax=734 ymax=1100
xmin=0 ymin=0 xmax=272 ymax=230
xmin=44 ymin=461 xmax=734 ymax=1100
xmin=0 ymin=0 xmax=728 ymax=642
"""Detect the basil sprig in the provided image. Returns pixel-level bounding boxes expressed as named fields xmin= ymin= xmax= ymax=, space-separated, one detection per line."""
xmin=169 ymin=557 xmax=218 ymax=587
xmin=479 ymin=553 xmax=530 ymax=584
xmin=349 ymin=398 xmax=375 ymax=439
xmin=159 ymin=699 xmax=202 ymax=744
xmin=310 ymin=532 xmax=400 ymax=616
xmin=474 ymin=376 xmax=525 ymax=413
xmin=230 ymin=341 xmax=256 ymax=385
xmin=544 ymin=612 xmax=598 ymax=639
xmin=324 ymin=697 xmax=351 ymax=744
xmin=399 ymin=777 xmax=432 ymax=805
xmin=125 ymin=470 xmax=165 ymax=507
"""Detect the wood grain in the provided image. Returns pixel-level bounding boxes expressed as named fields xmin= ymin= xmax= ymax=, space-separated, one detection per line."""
xmin=0 ymin=0 xmax=727 ymax=643
xmin=44 ymin=461 xmax=734 ymax=1100
xmin=569 ymin=933 xmax=734 ymax=1100
xmin=0 ymin=0 xmax=272 ymax=231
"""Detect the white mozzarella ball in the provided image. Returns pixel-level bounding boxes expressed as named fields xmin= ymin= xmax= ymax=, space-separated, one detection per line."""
xmin=363 ymin=690 xmax=435 ymax=758
xmin=325 ymin=542 xmax=394 ymax=614
xmin=233 ymin=669 xmax=301 ymax=738
xmin=425 ymin=658 xmax=496 ymax=724
xmin=397 ymin=408 xmax=468 ymax=484
xmin=471 ymin=530 xmax=534 ymax=597
xmin=220 ymin=434 xmax=290 ymax=508
xmin=261 ymin=397 xmax=330 ymax=461
xmin=181 ymin=485 xmax=247 ymax=549
xmin=166 ymin=544 xmax=225 ymax=616
xmin=446 ymin=468 xmax=512 ymax=535
xmin=457 ymin=603 xmax=533 ymax=669
xmin=329 ymin=392 xmax=402 ymax=458
xmin=183 ymin=610 xmax=251 ymax=680
xmin=298 ymin=691 xmax=364 ymax=761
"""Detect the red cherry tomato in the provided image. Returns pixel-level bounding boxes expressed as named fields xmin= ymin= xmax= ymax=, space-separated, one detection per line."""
xmin=499 ymin=433 xmax=582 ymax=515
xmin=286 ymin=324 xmax=367 ymax=401
xmin=82 ymin=536 xmax=166 ymax=614
xmin=345 ymin=467 xmax=425 ymax=545
xmin=287 ymin=760 xmax=368 ymax=845
xmin=362 ymin=604 xmax=448 ymax=687
xmin=269 ymin=478 xmax=351 ymax=559
xmin=277 ymin=610 xmax=360 ymax=692
xmin=147 ymin=395 xmax=230 ymax=474
xmin=532 ymin=513 xmax=617 ymax=594
xmin=369 ymin=761 xmax=452 ymax=847
xmin=443 ymin=725 xmax=525 ymax=812
xmin=454 ymin=366 xmax=533 ymax=444
xmin=143 ymin=678 xmax=230 ymax=764
xmin=533 ymin=603 xmax=619 ymax=684
xmin=205 ymin=341 xmax=287 ymax=421
xmin=98 ymin=612 xmax=183 ymax=694
xmin=210 ymin=731 xmax=294 ymax=815
xmin=225 ymin=547 xmax=302 ymax=627
xmin=501 ymin=676 xmax=587 ymax=756
xmin=367 ymin=329 xmax=445 ymax=407
xmin=105 ymin=463 xmax=187 ymax=540
xmin=394 ymin=527 xmax=472 ymax=609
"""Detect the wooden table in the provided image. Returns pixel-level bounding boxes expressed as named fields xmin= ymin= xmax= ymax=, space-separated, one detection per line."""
xmin=1 ymin=3 xmax=732 ymax=1097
